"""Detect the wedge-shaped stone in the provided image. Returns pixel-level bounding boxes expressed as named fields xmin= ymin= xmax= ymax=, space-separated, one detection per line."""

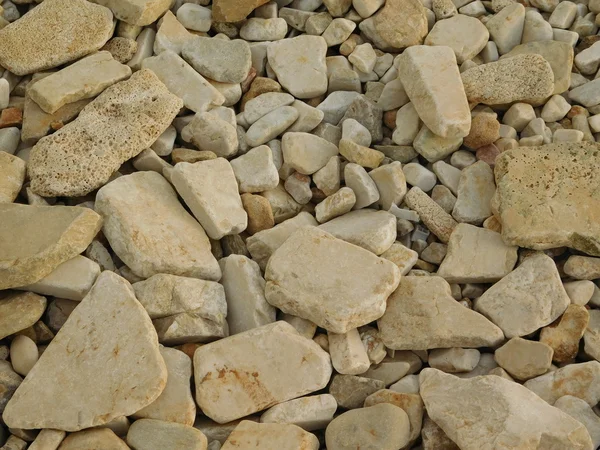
xmin=420 ymin=368 xmax=594 ymax=450
xmin=127 ymin=419 xmax=207 ymax=450
xmin=153 ymin=309 xmax=228 ymax=345
xmin=378 ymin=276 xmax=504 ymax=350
xmin=171 ymin=159 xmax=247 ymax=240
xmin=493 ymin=143 xmax=600 ymax=256
xmin=260 ymin=394 xmax=337 ymax=431
xmin=89 ymin=0 xmax=172 ymax=26
xmin=0 ymin=0 xmax=113 ymax=76
xmin=396 ymin=45 xmax=471 ymax=139
xmin=3 ymin=272 xmax=168 ymax=431
xmin=194 ymin=321 xmax=332 ymax=423
xmin=28 ymin=52 xmax=131 ymax=114
xmin=0 ymin=292 xmax=47 ymax=341
xmin=282 ymin=132 xmax=339 ymax=175
xmin=425 ymin=15 xmax=489 ymax=64
xmin=0 ymin=204 xmax=102 ymax=290
xmin=95 ymin=172 xmax=221 ymax=281
xmin=223 ymin=421 xmax=319 ymax=450
xmin=265 ymin=227 xmax=401 ymax=334
xmin=29 ymin=69 xmax=182 ymax=197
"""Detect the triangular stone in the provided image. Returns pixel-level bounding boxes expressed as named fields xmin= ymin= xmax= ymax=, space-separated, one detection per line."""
xmin=3 ymin=271 xmax=167 ymax=431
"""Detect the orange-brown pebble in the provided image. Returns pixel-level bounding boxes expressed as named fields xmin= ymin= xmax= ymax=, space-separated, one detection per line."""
xmin=464 ymin=113 xmax=500 ymax=149
xmin=476 ymin=143 xmax=501 ymax=167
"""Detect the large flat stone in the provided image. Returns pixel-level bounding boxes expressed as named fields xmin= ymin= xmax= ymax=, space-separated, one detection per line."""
xmin=3 ymin=271 xmax=168 ymax=431
xmin=264 ymin=227 xmax=401 ymax=334
xmin=95 ymin=172 xmax=221 ymax=281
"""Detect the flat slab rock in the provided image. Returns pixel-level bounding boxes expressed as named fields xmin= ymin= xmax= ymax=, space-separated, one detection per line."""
xmin=29 ymin=69 xmax=182 ymax=197
xmin=3 ymin=271 xmax=167 ymax=431
xmin=264 ymin=227 xmax=401 ymax=334
xmin=493 ymin=143 xmax=600 ymax=256
xmin=194 ymin=321 xmax=332 ymax=423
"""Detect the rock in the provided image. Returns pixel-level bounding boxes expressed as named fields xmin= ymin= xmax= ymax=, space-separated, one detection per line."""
xmin=0 ymin=365 xmax=21 ymax=416
xmin=421 ymin=416 xmax=460 ymax=450
xmin=0 ymin=292 xmax=46 ymax=341
xmin=420 ymin=368 xmax=594 ymax=450
xmin=230 ymin=145 xmax=279 ymax=193
xmin=260 ymin=394 xmax=337 ymax=431
xmin=425 ymin=16 xmax=489 ymax=64
xmin=329 ymin=374 xmax=385 ymax=409
xmin=378 ymin=276 xmax=504 ymax=350
xmin=212 ymin=0 xmax=270 ymax=22
xmin=564 ymin=256 xmax=600 ymax=280
xmin=328 ymin=328 xmax=370 ymax=375
xmin=176 ymin=4 xmax=211 ymax=32
xmin=368 ymin=161 xmax=407 ymax=210
xmin=429 ymin=348 xmax=480 ymax=373
xmin=493 ymin=143 xmax=600 ymax=255
xmin=413 ymin=125 xmax=463 ymax=163
xmin=0 ymin=0 xmax=113 ymax=76
xmin=564 ymin=281 xmax=595 ymax=306
xmin=9 ymin=335 xmax=37 ymax=377
xmin=244 ymin=92 xmax=294 ymax=124
xmin=392 ymin=103 xmax=421 ymax=146
xmin=585 ymin=310 xmax=600 ymax=360
xmin=57 ymin=428 xmax=129 ymax=450
xmin=102 ymin=37 xmax=138 ymax=64
xmin=265 ymin=227 xmax=400 ymax=333
xmin=221 ymin=421 xmax=318 ymax=450
xmin=246 ymin=106 xmax=299 ymax=147
xmin=540 ymin=304 xmax=589 ymax=363
xmin=452 ymin=161 xmax=495 ymax=225
xmin=404 ymin=187 xmax=457 ymax=243
xmin=288 ymin=100 xmax=324 ymax=133
xmin=0 ymin=152 xmax=25 ymax=203
xmin=152 ymin=309 xmax=227 ymax=345
xmin=153 ymin=11 xmax=192 ymax=56
xmin=322 ymin=18 xmax=356 ymax=47
xmin=240 ymin=18 xmax=288 ymax=41
xmin=171 ymin=159 xmax=247 ymax=240
xmin=182 ymin=37 xmax=251 ymax=84
xmin=0 ymin=204 xmax=101 ymax=290
xmin=463 ymin=113 xmax=500 ymax=149
xmin=344 ymin=163 xmax=380 ymax=209
xmin=3 ymin=272 xmax=167 ymax=431
xmin=340 ymin=95 xmax=383 ymax=143
xmin=325 ymin=403 xmax=410 ymax=450
xmin=282 ymin=132 xmax=339 ymax=175
xmin=364 ymin=353 xmax=422 ymax=386
xmin=524 ymin=361 xmax=600 ymax=406
xmin=90 ymin=0 xmax=170 ymax=26
xmin=127 ymin=419 xmax=207 ymax=450
xmin=313 ymin=156 xmax=341 ymax=197
xmin=315 ymin=187 xmax=356 ymax=223
xmin=29 ymin=70 xmax=182 ymax=197
xmin=555 ymin=395 xmax=600 ymax=449
xmin=194 ymin=321 xmax=331 ymax=423
xmin=403 ymin=163 xmax=437 ymax=192
xmin=317 ymin=91 xmax=362 ymax=124
xmin=28 ymin=429 xmax=66 ymax=450
xmin=338 ymin=139 xmax=384 ymax=169
xmin=242 ymin=193 xmax=275 ymax=235
xmin=461 ymin=54 xmax=554 ymax=106
xmin=485 ymin=3 xmax=525 ymax=55
xmin=182 ymin=112 xmax=238 ymax=157
xmin=396 ymin=45 xmax=470 ymax=139
xmin=494 ymin=337 xmax=553 ymax=380
xmin=96 ymin=172 xmax=221 ymax=280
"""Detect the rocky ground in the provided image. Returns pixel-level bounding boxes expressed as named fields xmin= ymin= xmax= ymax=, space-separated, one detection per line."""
xmin=0 ymin=0 xmax=599 ymax=449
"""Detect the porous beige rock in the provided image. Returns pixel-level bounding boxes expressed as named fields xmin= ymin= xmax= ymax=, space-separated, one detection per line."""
xmin=102 ymin=37 xmax=138 ymax=63
xmin=222 ymin=421 xmax=318 ymax=450
xmin=3 ymin=272 xmax=167 ymax=431
xmin=58 ymin=428 xmax=129 ymax=450
xmin=127 ymin=419 xmax=207 ymax=450
xmin=494 ymin=337 xmax=554 ymax=380
xmin=0 ymin=152 xmax=25 ymax=203
xmin=420 ymin=368 xmax=594 ymax=450
xmin=95 ymin=172 xmax=221 ymax=281
xmin=194 ymin=321 xmax=332 ymax=423
xmin=0 ymin=0 xmax=114 ymax=76
xmin=89 ymin=0 xmax=171 ymax=26
xmin=0 ymin=292 xmax=47 ymax=341
xmin=540 ymin=304 xmax=589 ymax=363
xmin=264 ymin=227 xmax=401 ymax=333
xmin=404 ymin=187 xmax=457 ymax=243
xmin=463 ymin=114 xmax=500 ymax=150
xmin=29 ymin=69 xmax=182 ymax=197
xmin=260 ymin=394 xmax=337 ymax=431
xmin=0 ymin=204 xmax=102 ymax=290
xmin=493 ymin=143 xmax=600 ymax=255
xmin=378 ymin=276 xmax=504 ymax=350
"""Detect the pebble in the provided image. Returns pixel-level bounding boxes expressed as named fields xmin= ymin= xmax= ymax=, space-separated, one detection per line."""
xmin=540 ymin=304 xmax=589 ymax=363
xmin=564 ymin=280 xmax=595 ymax=306
xmin=368 ymin=161 xmax=407 ymax=210
xmin=101 ymin=37 xmax=138 ymax=64
xmin=404 ymin=187 xmax=457 ymax=243
xmin=344 ymin=162 xmax=380 ymax=209
xmin=245 ymin=92 xmax=294 ymax=124
xmin=413 ymin=125 xmax=463 ymax=163
xmin=230 ymin=145 xmax=279 ymax=192
xmin=425 ymin=15 xmax=489 ymax=63
xmin=429 ymin=348 xmax=480 ymax=373
xmin=222 ymin=420 xmax=318 ymax=450
xmin=485 ymin=3 xmax=525 ymax=55
xmin=452 ymin=161 xmax=495 ymax=225
xmin=564 ymin=256 xmax=600 ymax=280
xmin=260 ymin=394 xmax=337 ymax=431
xmin=322 ymin=18 xmax=356 ymax=47
xmin=176 ymin=3 xmax=211 ymax=32
xmin=0 ymin=152 xmax=25 ymax=203
xmin=555 ymin=395 xmax=600 ymax=450
xmin=182 ymin=37 xmax=251 ymax=84
xmin=494 ymin=337 xmax=553 ymax=381
xmin=313 ymin=156 xmax=341 ymax=196
xmin=432 ymin=161 xmax=461 ymax=195
xmin=153 ymin=11 xmax=191 ymax=56
xmin=282 ymin=132 xmax=339 ymax=174
xmin=392 ymin=102 xmax=421 ymax=146
xmin=240 ymin=18 xmax=288 ymax=41
xmin=246 ymin=106 xmax=299 ymax=147
xmin=28 ymin=429 xmax=66 ymax=450
xmin=57 ymin=428 xmax=128 ymax=450
xmin=9 ymin=335 xmax=37 ymax=377
xmin=127 ymin=419 xmax=207 ymax=450
xmin=403 ymin=163 xmax=437 ymax=192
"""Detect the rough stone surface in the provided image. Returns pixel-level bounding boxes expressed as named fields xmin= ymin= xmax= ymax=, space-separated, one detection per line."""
xmin=90 ymin=0 xmax=171 ymax=26
xmin=540 ymin=304 xmax=589 ymax=363
xmin=425 ymin=15 xmax=489 ymax=64
xmin=0 ymin=292 xmax=47 ymax=340
xmin=212 ymin=0 xmax=270 ymax=22
xmin=182 ymin=37 xmax=252 ymax=84
xmin=222 ymin=421 xmax=318 ymax=450
xmin=555 ymin=395 xmax=600 ymax=450
xmin=260 ymin=394 xmax=337 ymax=431
xmin=452 ymin=161 xmax=495 ymax=225
xmin=0 ymin=152 xmax=25 ymax=204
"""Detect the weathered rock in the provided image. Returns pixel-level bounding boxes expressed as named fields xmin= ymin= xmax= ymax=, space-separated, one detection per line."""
xmin=452 ymin=161 xmax=495 ymax=225
xmin=194 ymin=321 xmax=332 ymax=423
xmin=212 ymin=0 xmax=270 ymax=22
xmin=339 ymin=139 xmax=384 ymax=169
xmin=282 ymin=132 xmax=339 ymax=175
xmin=230 ymin=146 xmax=279 ymax=193
xmin=493 ymin=143 xmax=600 ymax=255
xmin=540 ymin=305 xmax=589 ymax=363
xmin=485 ymin=3 xmax=525 ymax=55
xmin=584 ymin=309 xmax=600 ymax=361
xmin=328 ymin=374 xmax=385 ymax=409
xmin=182 ymin=37 xmax=251 ymax=84
xmin=182 ymin=112 xmax=238 ymax=157
xmin=429 ymin=348 xmax=480 ymax=373
xmin=494 ymin=337 xmax=553 ymax=380
xmin=420 ymin=368 xmax=594 ymax=450
xmin=0 ymin=367 xmax=21 ymax=416
xmin=260 ymin=394 xmax=337 ymax=431
xmin=328 ymin=328 xmax=370 ymax=375
xmin=58 ymin=428 xmax=129 ymax=450
xmin=378 ymin=276 xmax=504 ymax=350
xmin=425 ymin=15 xmax=489 ymax=64
xmin=315 ymin=188 xmax=356 ymax=223
xmin=152 ymin=309 xmax=227 ymax=345
xmin=3 ymin=272 xmax=167 ymax=431
xmin=0 ymin=204 xmax=102 ymax=290
xmin=28 ymin=429 xmax=66 ymax=450
xmin=0 ymin=292 xmax=47 ymax=341
xmin=0 ymin=152 xmax=25 ymax=204
xmin=564 ymin=256 xmax=600 ymax=280
xmin=404 ymin=187 xmax=457 ymax=244
xmin=96 ymin=172 xmax=221 ymax=280
xmin=102 ymin=37 xmax=138 ymax=64
xmin=241 ymin=193 xmax=275 ymax=235
xmin=90 ymin=0 xmax=171 ymax=26
xmin=265 ymin=227 xmax=401 ymax=333
xmin=421 ymin=416 xmax=459 ymax=450
xmin=29 ymin=69 xmax=182 ymax=197
xmin=222 ymin=421 xmax=318 ymax=450
xmin=127 ymin=419 xmax=207 ymax=450
xmin=153 ymin=11 xmax=192 ymax=56
xmin=369 ymin=161 xmax=407 ymax=210
xmin=555 ymin=395 xmax=600 ymax=450
xmin=0 ymin=0 xmax=113 ymax=76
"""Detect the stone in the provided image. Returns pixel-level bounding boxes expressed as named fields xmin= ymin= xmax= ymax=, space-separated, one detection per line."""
xmin=0 ymin=204 xmax=101 ymax=290
xmin=342 ymin=119 xmax=372 ymax=147
xmin=142 ymin=51 xmax=224 ymax=113
xmin=0 ymin=0 xmax=113 ymax=76
xmin=102 ymin=37 xmax=138 ymax=64
xmin=260 ymin=394 xmax=337 ymax=431
xmin=152 ymin=310 xmax=227 ymax=345
xmin=29 ymin=70 xmax=182 ymax=197
xmin=396 ymin=46 xmax=470 ymax=139
xmin=313 ymin=156 xmax=341 ymax=196
xmin=267 ymin=36 xmax=327 ymax=99
xmin=0 ymin=152 xmax=25 ymax=203
xmin=176 ymin=4 xmax=211 ymax=32
xmin=437 ymin=224 xmax=518 ymax=283
xmin=378 ymin=276 xmax=504 ymax=350
xmin=246 ymin=106 xmax=299 ymax=147
xmin=96 ymin=172 xmax=221 ymax=280
xmin=265 ymin=227 xmax=400 ymax=333
xmin=461 ymin=54 xmax=554 ymax=106
xmin=261 ymin=183 xmax=303 ymax=223
xmin=328 ymin=328 xmax=371 ymax=375
xmin=57 ymin=428 xmax=129 ymax=450
xmin=329 ymin=374 xmax=385 ymax=409
xmin=420 ymin=368 xmax=594 ymax=450
xmin=219 ymin=255 xmax=276 ymax=335
xmin=338 ymin=139 xmax=384 ymax=169
xmin=0 ymin=292 xmax=46 ymax=341
xmin=221 ymin=421 xmax=318 ymax=450
xmin=90 ymin=0 xmax=171 ymax=26
xmin=452 ymin=161 xmax=495 ymax=225
xmin=404 ymin=187 xmax=457 ymax=243
xmin=212 ymin=0 xmax=270 ymax=22
xmin=564 ymin=281 xmax=595 ymax=306
xmin=323 ymin=0 xmax=352 ymax=17
xmin=494 ymin=337 xmax=553 ymax=380
xmin=183 ymin=112 xmax=237 ymax=157
xmin=28 ymin=429 xmax=66 ymax=450
xmin=403 ymin=163 xmax=437 ymax=192
xmin=288 ymin=100 xmax=324 ymax=133
xmin=564 ymin=256 xmax=600 ymax=280
xmin=240 ymin=18 xmax=288 ymax=41
xmin=153 ymin=11 xmax=192 ymax=56
xmin=3 ymin=272 xmax=167 ymax=431
xmin=368 ymin=161 xmax=407 ymax=210
xmin=364 ymin=353 xmax=422 ymax=386
xmin=392 ymin=103 xmax=421 ymax=146
xmin=315 ymin=187 xmax=356 ymax=223
xmin=429 ymin=348 xmax=480 ymax=373
xmin=485 ymin=3 xmax=525 ymax=55
xmin=421 ymin=416 xmax=459 ymax=450
xmin=344 ymin=163 xmax=379 ymax=209
xmin=413 ymin=125 xmax=463 ymax=163
xmin=244 ymin=92 xmax=294 ymax=124
xmin=493 ymin=144 xmax=600 ymax=255
xmin=230 ymin=146 xmax=279 ymax=193
xmin=171 ymin=159 xmax=247 ymax=240
xmin=524 ymin=361 xmax=600 ymax=406
xmin=424 ymin=15 xmax=489 ymax=64
xmin=340 ymin=95 xmax=383 ymax=143
xmin=464 ymin=113 xmax=500 ymax=150
xmin=322 ymin=18 xmax=356 ymax=47
xmin=194 ymin=321 xmax=332 ymax=423
xmin=127 ymin=419 xmax=207 ymax=450
xmin=540 ymin=305 xmax=589 ymax=363
xmin=282 ymin=132 xmax=339 ymax=175
xmin=181 ymin=37 xmax=251 ymax=84
xmin=555 ymin=396 xmax=600 ymax=450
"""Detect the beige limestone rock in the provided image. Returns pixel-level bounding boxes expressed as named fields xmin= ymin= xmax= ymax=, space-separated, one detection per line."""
xmin=28 ymin=52 xmax=131 ymax=114
xmin=3 ymin=272 xmax=167 ymax=431
xmin=0 ymin=0 xmax=113 ymax=76
xmin=328 ymin=328 xmax=371 ymax=375
xmin=260 ymin=394 xmax=337 ymax=431
xmin=452 ymin=161 xmax=495 ymax=225
xmin=222 ymin=421 xmax=318 ymax=450
xmin=369 ymin=161 xmax=407 ymax=210
xmin=282 ymin=132 xmax=339 ymax=175
xmin=241 ymin=193 xmax=275 ymax=235
xmin=485 ymin=3 xmax=525 ymax=55
xmin=152 ymin=310 xmax=227 ymax=345
xmin=265 ymin=227 xmax=401 ymax=333
xmin=378 ymin=276 xmax=504 ymax=350
xmin=89 ymin=0 xmax=171 ymax=26
xmin=194 ymin=321 xmax=332 ymax=423
xmin=584 ymin=310 xmax=600 ymax=361
xmin=127 ymin=419 xmax=207 ymax=450
xmin=315 ymin=187 xmax=356 ymax=223
xmin=29 ymin=70 xmax=182 ymax=197
xmin=494 ymin=337 xmax=553 ymax=380
xmin=404 ymin=187 xmax=457 ymax=243
xmin=425 ymin=15 xmax=489 ymax=64
xmin=420 ymin=368 xmax=594 ymax=450
xmin=475 ymin=253 xmax=570 ymax=338
xmin=171 ymin=159 xmax=247 ymax=240
xmin=58 ymin=428 xmax=129 ymax=450
xmin=339 ymin=139 xmax=384 ymax=169
xmin=28 ymin=429 xmax=65 ymax=450
xmin=230 ymin=145 xmax=279 ymax=193
xmin=182 ymin=112 xmax=238 ymax=158
xmin=0 ymin=292 xmax=46 ymax=341
xmin=329 ymin=374 xmax=386 ymax=409
xmin=182 ymin=37 xmax=251 ymax=85
xmin=0 ymin=152 xmax=25 ymax=203
xmin=564 ymin=256 xmax=600 ymax=280
xmin=0 ymin=204 xmax=102 ymax=290
xmin=396 ymin=45 xmax=471 ymax=139
xmin=554 ymin=395 xmax=600 ymax=450
xmin=212 ymin=0 xmax=270 ymax=22
xmin=102 ymin=37 xmax=138 ymax=64
xmin=153 ymin=11 xmax=192 ymax=56
xmin=429 ymin=348 xmax=480 ymax=373
xmin=421 ymin=416 xmax=459 ymax=450
xmin=493 ymin=143 xmax=600 ymax=255
xmin=96 ymin=172 xmax=221 ymax=281
xmin=540 ymin=304 xmax=589 ymax=363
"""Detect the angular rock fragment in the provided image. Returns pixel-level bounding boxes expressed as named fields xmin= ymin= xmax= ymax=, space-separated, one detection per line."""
xmin=0 ymin=152 xmax=25 ymax=204
xmin=555 ymin=395 xmax=600 ymax=450
xmin=152 ymin=309 xmax=227 ymax=345
xmin=212 ymin=0 xmax=270 ymax=22
xmin=452 ymin=161 xmax=495 ymax=225
xmin=404 ymin=187 xmax=457 ymax=244
xmin=0 ymin=292 xmax=46 ymax=341
xmin=222 ymin=421 xmax=318 ymax=450
xmin=182 ymin=112 xmax=238 ymax=157
xmin=494 ymin=337 xmax=553 ymax=380
xmin=540 ymin=304 xmax=589 ymax=363
xmin=90 ymin=0 xmax=171 ymax=26
xmin=282 ymin=132 xmax=339 ymax=175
